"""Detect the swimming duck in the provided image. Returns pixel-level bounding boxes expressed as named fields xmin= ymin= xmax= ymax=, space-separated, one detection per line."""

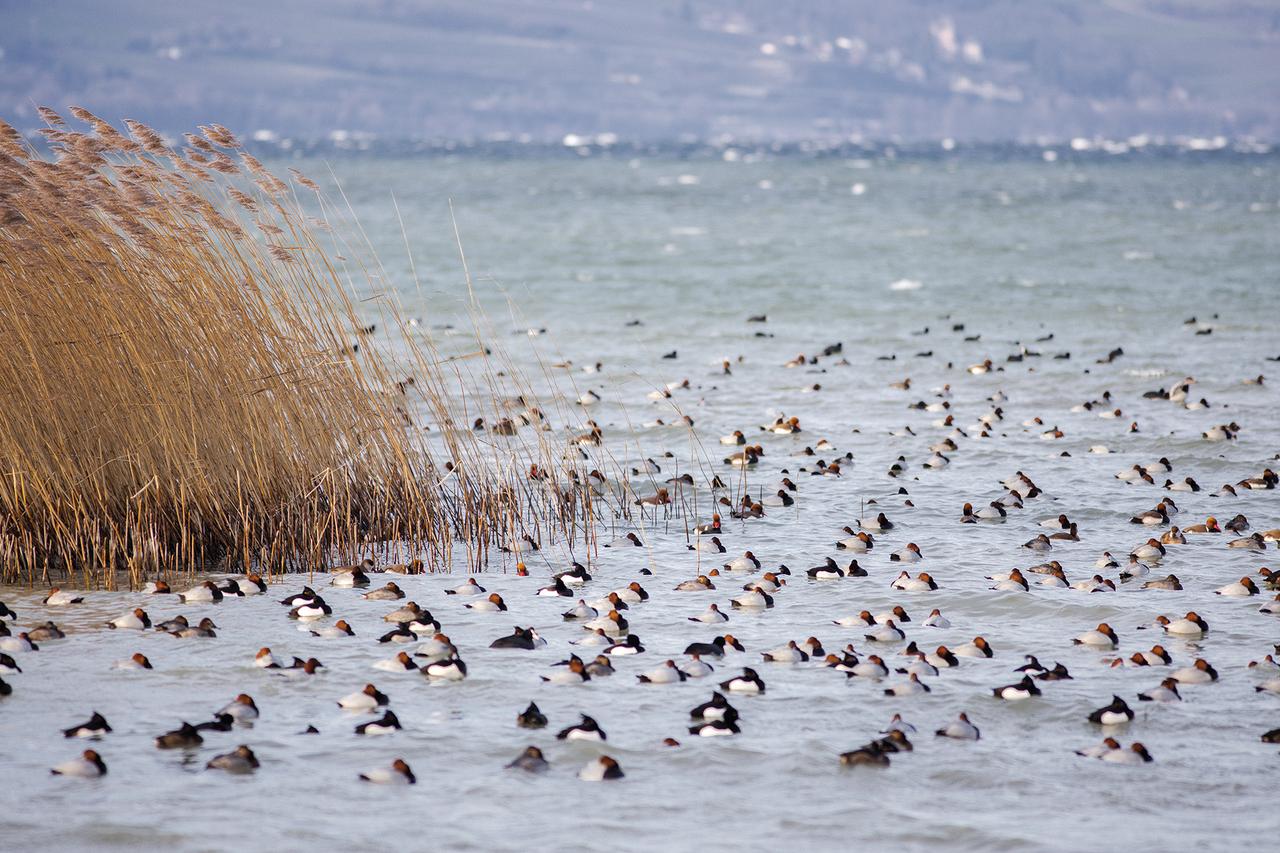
xmin=217 ymin=694 xmax=259 ymax=722
xmin=517 ymin=702 xmax=548 ymax=728
xmin=1171 ymin=659 xmax=1218 ymax=683
xmin=355 ymin=711 xmax=402 ymax=736
xmin=864 ymin=621 xmax=907 ymax=643
xmin=155 ymin=723 xmax=203 ymax=749
xmin=604 ymin=634 xmax=645 ymax=656
xmin=579 ymin=756 xmax=624 ymax=781
xmin=1130 ymin=646 xmax=1172 ymax=666
xmin=1215 ymin=577 xmax=1260 ymax=596
xmin=541 ymin=656 xmax=591 ymax=684
xmin=723 ymin=551 xmax=762 ymax=572
xmin=638 ymin=660 xmax=688 ymax=684
xmin=883 ymin=673 xmax=931 ymax=696
xmin=63 ymin=712 xmax=112 ymax=739
xmin=935 ymin=712 xmax=980 ymax=740
xmin=954 ymin=637 xmax=993 ymax=658
xmin=1227 ymin=533 xmax=1266 ymax=550
xmin=1101 ymin=743 xmax=1154 ymax=764
xmin=689 ymin=603 xmax=729 ymax=623
xmin=836 ymin=530 xmax=875 ymax=551
xmin=359 ymin=758 xmax=416 ymax=784
xmin=1162 ymin=612 xmax=1208 ymax=636
xmin=422 ymin=658 xmax=468 ymax=681
xmin=681 ymin=654 xmax=715 ymax=678
xmin=557 ymin=714 xmax=607 ymax=742
xmin=992 ymin=675 xmax=1041 ymax=700
xmin=105 ymin=608 xmax=150 ymax=630
xmin=179 ymin=581 xmax=223 ymax=604
xmin=466 ymin=593 xmax=510 ymax=612
xmin=331 ymin=569 xmax=370 ymax=588
xmin=1088 ymin=695 xmax=1134 ymax=725
xmin=1137 ymin=678 xmax=1182 ymax=702
xmin=891 ymin=572 xmax=938 ymax=592
xmin=310 ymin=620 xmax=355 ymax=638
xmin=43 ymin=588 xmax=84 ymax=606
xmin=858 ymin=512 xmax=894 ymax=532
xmin=719 ymin=667 xmax=766 ymax=693
xmin=676 ymin=575 xmax=716 ymax=591
xmin=51 ymin=749 xmax=107 ymax=777
xmin=113 ymin=653 xmax=153 ymax=670
xmin=506 ymin=745 xmax=550 ymax=773
xmin=206 ymin=745 xmax=259 ymax=773
xmin=363 ymin=582 xmax=404 ymax=601
xmin=1073 ymin=624 xmax=1119 ymax=648
xmin=889 ymin=543 xmax=923 ymax=563
xmin=373 ymin=651 xmax=419 ymax=673
xmin=338 ymin=684 xmax=390 ymax=711
xmin=1183 ymin=517 xmax=1220 ymax=534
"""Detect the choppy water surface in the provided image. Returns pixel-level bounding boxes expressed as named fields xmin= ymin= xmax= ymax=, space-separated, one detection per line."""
xmin=3 ymin=151 xmax=1280 ymax=852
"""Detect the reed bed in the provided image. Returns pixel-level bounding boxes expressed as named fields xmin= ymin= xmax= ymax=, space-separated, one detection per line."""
xmin=0 ymin=107 xmax=622 ymax=588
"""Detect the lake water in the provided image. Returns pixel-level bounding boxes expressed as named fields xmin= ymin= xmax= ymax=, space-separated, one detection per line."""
xmin=3 ymin=147 xmax=1279 ymax=851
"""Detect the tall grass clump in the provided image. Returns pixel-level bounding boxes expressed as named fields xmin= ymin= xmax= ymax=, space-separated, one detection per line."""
xmin=0 ymin=107 xmax=595 ymax=588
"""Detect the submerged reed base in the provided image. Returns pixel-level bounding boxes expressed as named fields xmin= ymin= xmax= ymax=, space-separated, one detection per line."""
xmin=0 ymin=108 xmax=615 ymax=589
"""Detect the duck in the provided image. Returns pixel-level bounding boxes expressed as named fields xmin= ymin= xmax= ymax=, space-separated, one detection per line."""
xmin=359 ymin=758 xmax=416 ymax=784
xmin=217 ymin=694 xmax=259 ymax=722
xmin=690 ymin=692 xmax=738 ymax=721
xmin=42 ymin=588 xmax=84 ymax=606
xmin=991 ymin=569 xmax=1029 ymax=592
xmin=1075 ymin=737 xmax=1123 ymax=759
xmin=338 ymin=684 xmax=390 ymax=711
xmin=891 ymin=572 xmax=938 ymax=592
xmin=1165 ymin=477 xmax=1200 ymax=492
xmin=51 ymin=749 xmax=107 ymax=777
xmin=732 ymin=588 xmax=774 ymax=608
xmin=836 ymin=529 xmax=876 ymax=552
xmin=889 ymin=543 xmax=923 ymax=563
xmin=584 ymin=610 xmax=629 ymax=636
xmin=354 ymin=711 xmax=402 ymax=736
xmin=1137 ymin=678 xmax=1182 ymax=702
xmin=541 ymin=656 xmax=591 ymax=684
xmin=288 ymin=600 xmax=332 ymax=620
xmin=155 ymin=723 xmax=203 ymax=749
xmin=1171 ymin=659 xmax=1219 ymax=683
xmin=847 ymin=656 xmax=889 ymax=680
xmin=689 ymin=536 xmax=726 ymax=554
xmin=536 ymin=577 xmax=574 ymax=598
xmin=638 ymin=660 xmax=688 ymax=684
xmin=883 ymin=673 xmax=931 ymax=696
xmin=1162 ymin=612 xmax=1208 ymax=636
xmin=762 ymin=640 xmax=811 ymax=663
xmin=1022 ymin=534 xmax=1053 ymax=553
xmin=1183 ymin=517 xmax=1220 ymax=534
xmin=445 ymin=578 xmax=486 ymax=597
xmin=675 ymin=575 xmax=716 ymax=591
xmin=557 ymin=714 xmax=607 ymax=742
xmin=465 ymin=593 xmax=509 ymax=612
xmin=310 ymin=620 xmax=355 ymax=638
xmin=179 ymin=581 xmax=224 ymax=604
xmin=206 ymin=745 xmax=260 ymax=773
xmin=926 ymin=646 xmax=961 ymax=668
xmin=689 ymin=603 xmax=729 ymax=623
xmin=562 ymin=599 xmax=598 ymax=621
xmin=858 ymin=512 xmax=894 ymax=532
xmin=105 ymin=608 xmax=151 ymax=630
xmin=0 ymin=631 xmax=36 ymax=653
xmin=506 ymin=746 xmax=550 ymax=773
xmin=517 ymin=702 xmax=548 ymax=728
xmin=1088 ymin=695 xmax=1135 ymax=726
xmin=373 ymin=651 xmax=419 ymax=673
xmin=992 ymin=675 xmax=1041 ymax=700
xmin=330 ymin=569 xmax=370 ymax=589
xmin=63 ymin=712 xmax=112 ymax=739
xmin=719 ymin=667 xmax=766 ymax=693
xmin=604 ymin=634 xmax=645 ymax=656
xmin=613 ymin=582 xmax=650 ymax=603
xmin=684 ymin=635 xmax=744 ymax=657
xmin=501 ymin=534 xmax=541 ymax=554
xmin=922 ymin=609 xmax=950 ymax=629
xmin=1215 ymin=577 xmax=1260 ymax=596
xmin=578 ymin=756 xmax=624 ymax=781
xmin=864 ymin=621 xmax=907 ymax=643
xmin=935 ymin=712 xmax=980 ymax=740
xmin=954 ymin=637 xmax=994 ymax=658
xmin=839 ymin=742 xmax=891 ymax=767
xmin=422 ymin=658 xmax=468 ymax=680
xmin=363 ymin=582 xmax=404 ymax=601
xmin=1141 ymin=574 xmax=1182 ymax=591
xmin=1130 ymin=646 xmax=1173 ymax=666
xmin=112 ymin=653 xmax=153 ymax=670
xmin=1227 ymin=533 xmax=1266 ymax=550
xmin=1073 ymin=624 xmax=1119 ymax=648
xmin=280 ymin=587 xmax=318 ymax=607
xmin=723 ymin=551 xmax=762 ymax=572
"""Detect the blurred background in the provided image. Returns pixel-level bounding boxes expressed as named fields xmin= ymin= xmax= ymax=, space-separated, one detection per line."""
xmin=3 ymin=0 xmax=1279 ymax=144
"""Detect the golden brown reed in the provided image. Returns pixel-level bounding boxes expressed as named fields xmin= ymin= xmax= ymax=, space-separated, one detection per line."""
xmin=0 ymin=107 xmax=610 ymax=588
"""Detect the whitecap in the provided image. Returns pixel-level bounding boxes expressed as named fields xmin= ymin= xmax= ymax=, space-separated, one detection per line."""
xmin=889 ymin=278 xmax=923 ymax=291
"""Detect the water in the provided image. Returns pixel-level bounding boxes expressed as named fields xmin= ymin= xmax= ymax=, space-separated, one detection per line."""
xmin=3 ymin=150 xmax=1280 ymax=851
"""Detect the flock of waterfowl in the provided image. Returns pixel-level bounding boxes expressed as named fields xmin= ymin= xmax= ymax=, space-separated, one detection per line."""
xmin=3 ymin=317 xmax=1279 ymax=787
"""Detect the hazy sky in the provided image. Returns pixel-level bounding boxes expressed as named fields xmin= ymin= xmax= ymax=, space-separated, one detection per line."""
xmin=3 ymin=0 xmax=1278 ymax=141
